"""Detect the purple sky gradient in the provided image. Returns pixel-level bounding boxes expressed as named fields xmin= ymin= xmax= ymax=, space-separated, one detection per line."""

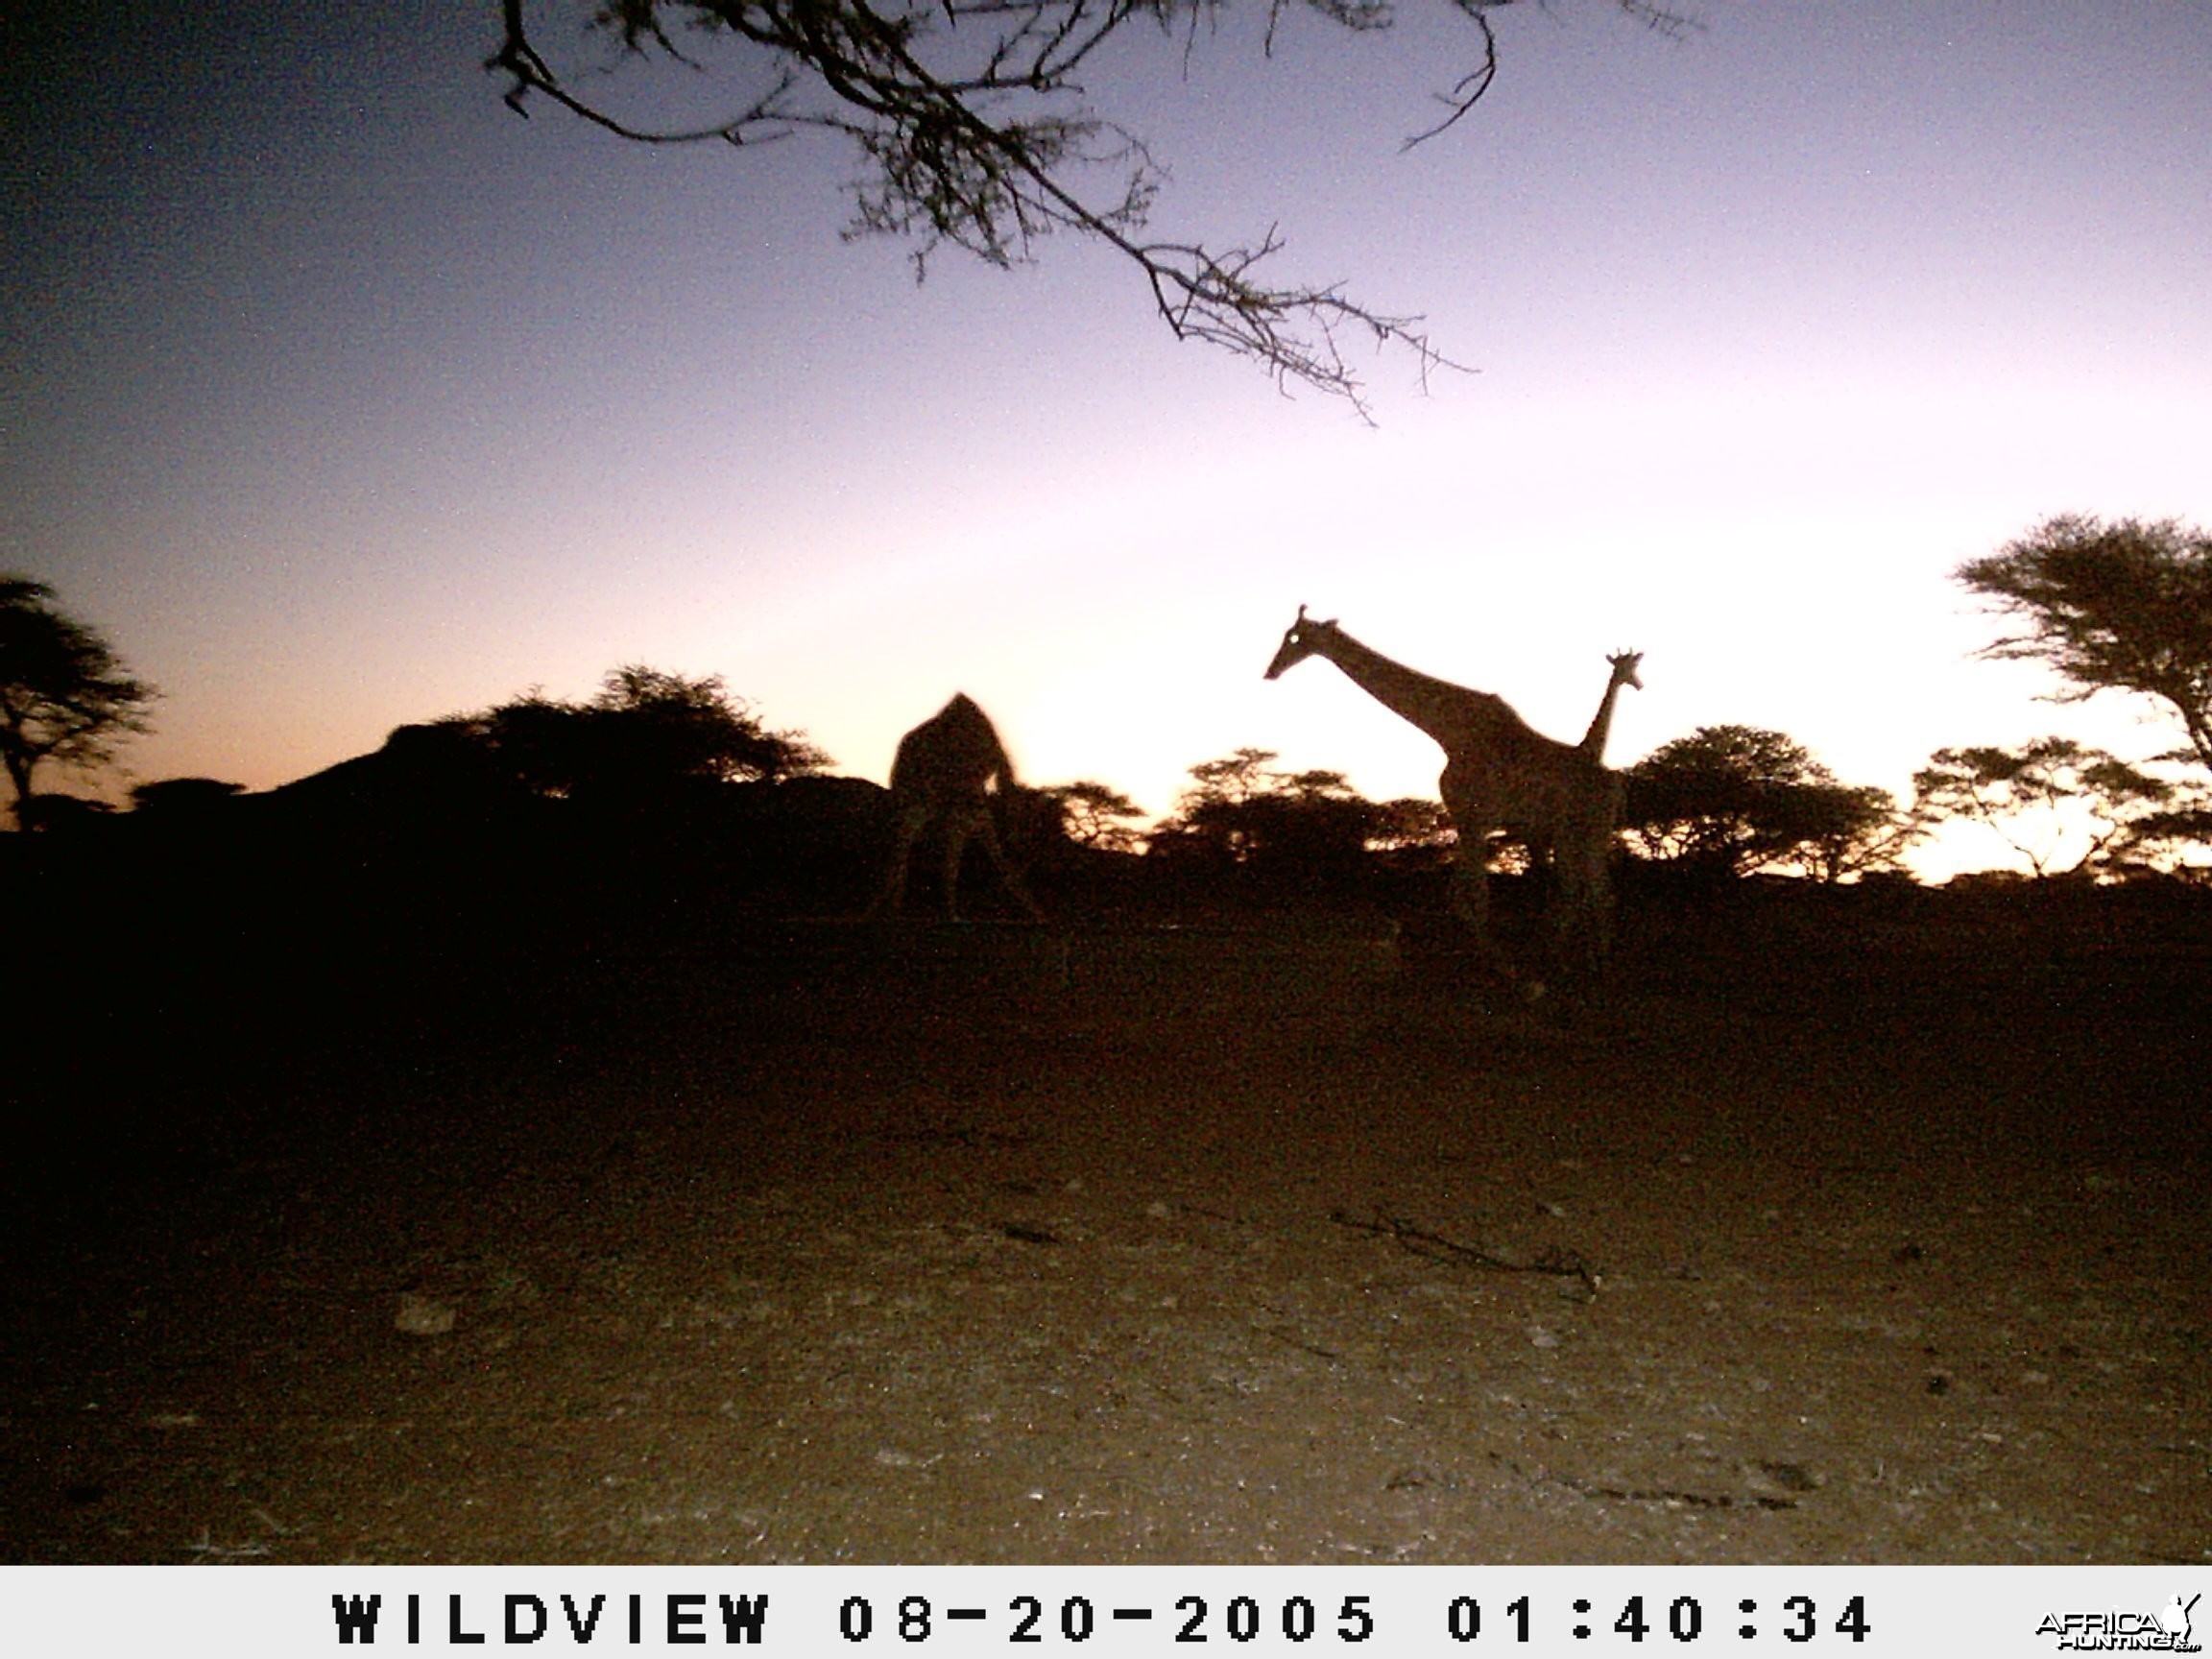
xmin=6 ymin=1 xmax=2209 ymax=874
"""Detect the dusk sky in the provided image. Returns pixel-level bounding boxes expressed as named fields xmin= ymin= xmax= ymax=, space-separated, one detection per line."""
xmin=6 ymin=1 xmax=2209 ymax=875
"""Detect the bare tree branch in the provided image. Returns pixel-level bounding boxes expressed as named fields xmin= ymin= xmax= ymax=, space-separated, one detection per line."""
xmin=486 ymin=0 xmax=1680 ymax=413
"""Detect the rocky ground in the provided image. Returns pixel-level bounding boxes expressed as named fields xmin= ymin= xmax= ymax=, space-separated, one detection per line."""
xmin=3 ymin=916 xmax=2206 ymax=1565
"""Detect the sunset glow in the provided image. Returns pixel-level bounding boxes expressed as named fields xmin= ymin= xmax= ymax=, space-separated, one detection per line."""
xmin=7 ymin=3 xmax=2208 ymax=878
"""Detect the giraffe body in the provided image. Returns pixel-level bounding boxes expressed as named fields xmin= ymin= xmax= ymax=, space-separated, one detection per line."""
xmin=866 ymin=693 xmax=1046 ymax=923
xmin=1265 ymin=609 xmax=1631 ymax=976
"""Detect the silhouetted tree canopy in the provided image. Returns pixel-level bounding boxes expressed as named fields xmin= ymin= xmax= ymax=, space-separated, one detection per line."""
xmin=1150 ymin=747 xmax=1380 ymax=882
xmin=0 ymin=576 xmax=157 ymax=829
xmin=1957 ymin=516 xmax=2212 ymax=776
xmin=130 ymin=777 xmax=249 ymax=820
xmin=487 ymin=0 xmax=1690 ymax=415
xmin=1178 ymin=747 xmax=1281 ymax=809
xmin=1623 ymin=724 xmax=1916 ymax=882
xmin=14 ymin=792 xmax=116 ymax=835
xmin=1040 ymin=780 xmax=1147 ymax=853
xmin=451 ymin=664 xmax=830 ymax=803
xmin=1778 ymin=781 xmax=1925 ymax=885
xmin=1367 ymin=795 xmax=1455 ymax=863
xmin=1913 ymin=737 xmax=2183 ymax=880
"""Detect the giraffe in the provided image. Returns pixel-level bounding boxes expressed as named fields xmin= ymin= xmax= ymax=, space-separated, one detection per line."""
xmin=865 ymin=693 xmax=1046 ymax=923
xmin=1264 ymin=608 xmax=1625 ymax=976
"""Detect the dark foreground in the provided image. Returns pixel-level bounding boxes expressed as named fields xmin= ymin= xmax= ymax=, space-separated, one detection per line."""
xmin=2 ymin=895 xmax=2207 ymax=1565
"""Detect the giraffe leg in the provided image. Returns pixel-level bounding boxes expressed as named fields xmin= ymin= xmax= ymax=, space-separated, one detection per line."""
xmin=1441 ymin=785 xmax=1515 ymax=980
xmin=1550 ymin=821 xmax=1614 ymax=978
xmin=1446 ymin=835 xmax=1521 ymax=985
xmin=972 ymin=814 xmax=1046 ymax=923
xmin=941 ymin=819 xmax=972 ymax=922
xmin=1448 ymin=847 xmax=1488 ymax=930
xmin=1550 ymin=862 xmax=1589 ymax=977
xmin=1530 ymin=829 xmax=1575 ymax=974
xmin=865 ymin=809 xmax=928 ymax=919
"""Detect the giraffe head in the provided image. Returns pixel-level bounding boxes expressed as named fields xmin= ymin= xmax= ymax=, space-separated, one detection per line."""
xmin=1606 ymin=650 xmax=1645 ymax=691
xmin=1264 ymin=605 xmax=1338 ymax=680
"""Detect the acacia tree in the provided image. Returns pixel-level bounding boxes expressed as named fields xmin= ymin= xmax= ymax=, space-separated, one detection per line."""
xmin=487 ymin=0 xmax=1689 ymax=415
xmin=590 ymin=663 xmax=831 ymax=786
xmin=1623 ymin=724 xmax=1920 ymax=881
xmin=1039 ymin=780 xmax=1147 ymax=852
xmin=1912 ymin=737 xmax=2180 ymax=880
xmin=1149 ymin=746 xmax=1379 ymax=878
xmin=1956 ymin=516 xmax=2212 ymax=778
xmin=0 ymin=577 xmax=158 ymax=829
xmin=1771 ymin=782 xmax=1926 ymax=884
xmin=1147 ymin=746 xmax=1279 ymax=863
xmin=455 ymin=664 xmax=830 ymax=802
xmin=1177 ymin=746 xmax=1280 ymax=809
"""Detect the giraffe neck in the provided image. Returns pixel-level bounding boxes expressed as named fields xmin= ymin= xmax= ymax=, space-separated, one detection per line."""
xmin=1580 ymin=675 xmax=1629 ymax=760
xmin=1312 ymin=627 xmax=1506 ymax=755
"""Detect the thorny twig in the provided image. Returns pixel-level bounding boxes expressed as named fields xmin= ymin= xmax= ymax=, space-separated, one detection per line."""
xmin=1331 ymin=1208 xmax=1601 ymax=1300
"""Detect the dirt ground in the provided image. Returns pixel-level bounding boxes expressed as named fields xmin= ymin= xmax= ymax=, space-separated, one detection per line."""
xmin=3 ymin=912 xmax=2207 ymax=1566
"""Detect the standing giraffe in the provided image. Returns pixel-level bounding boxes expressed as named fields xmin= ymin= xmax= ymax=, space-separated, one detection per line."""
xmin=865 ymin=693 xmax=1046 ymax=923
xmin=1264 ymin=608 xmax=1625 ymax=975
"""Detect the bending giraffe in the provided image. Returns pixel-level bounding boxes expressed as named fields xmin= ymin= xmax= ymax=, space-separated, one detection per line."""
xmin=1264 ymin=608 xmax=1627 ymax=976
xmin=865 ymin=693 xmax=1046 ymax=923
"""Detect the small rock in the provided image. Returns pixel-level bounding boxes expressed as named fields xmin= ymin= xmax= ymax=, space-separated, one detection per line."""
xmin=395 ymin=1293 xmax=457 ymax=1336
xmin=1754 ymin=1459 xmax=1818 ymax=1492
